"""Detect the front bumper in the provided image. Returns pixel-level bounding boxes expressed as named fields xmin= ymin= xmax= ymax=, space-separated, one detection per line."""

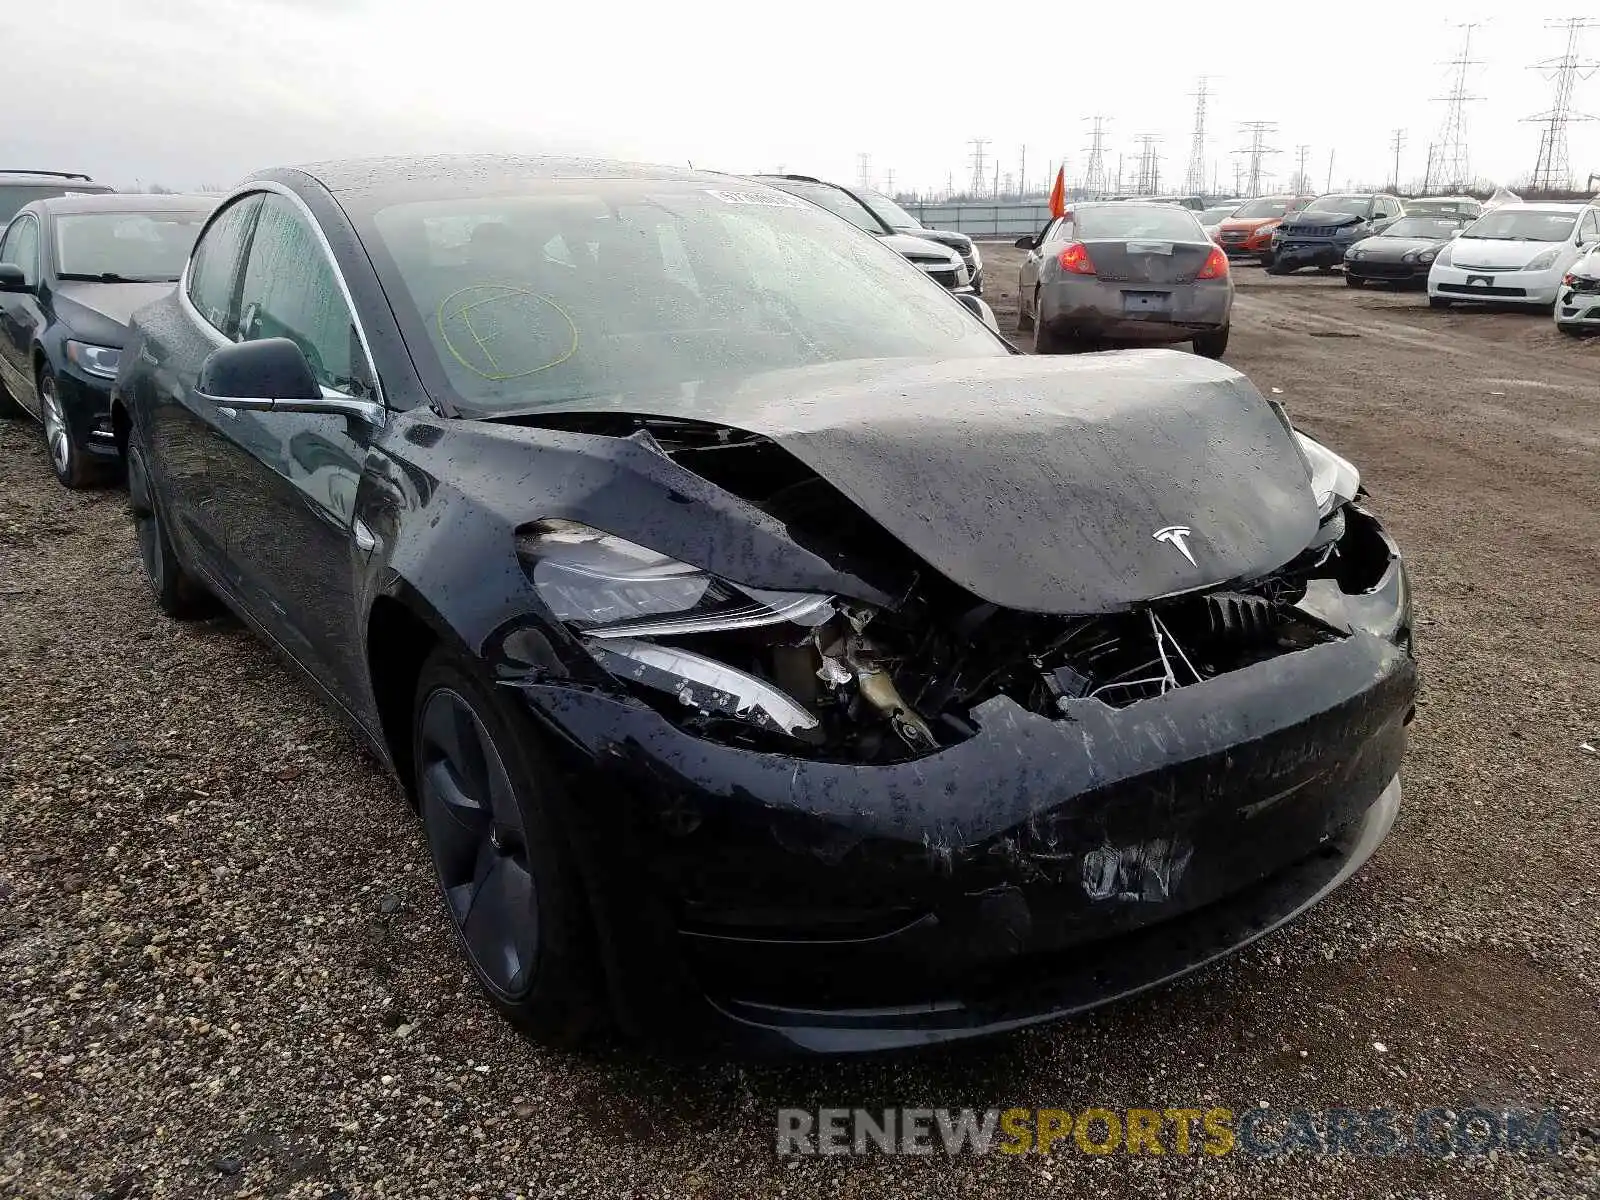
xmin=1428 ymin=262 xmax=1562 ymax=305
xmin=1556 ymin=280 xmax=1600 ymax=326
xmin=511 ymin=522 xmax=1416 ymax=1053
xmin=1272 ymin=241 xmax=1353 ymax=271
xmin=1344 ymin=258 xmax=1431 ymax=285
xmin=56 ymin=365 xmax=119 ymax=460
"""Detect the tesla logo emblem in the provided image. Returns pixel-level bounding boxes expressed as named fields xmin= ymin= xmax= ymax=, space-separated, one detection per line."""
xmin=1154 ymin=525 xmax=1197 ymax=566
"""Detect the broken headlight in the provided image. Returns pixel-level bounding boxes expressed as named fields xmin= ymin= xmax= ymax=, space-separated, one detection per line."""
xmin=1295 ymin=433 xmax=1361 ymax=518
xmin=518 ymin=520 xmax=834 ymax=739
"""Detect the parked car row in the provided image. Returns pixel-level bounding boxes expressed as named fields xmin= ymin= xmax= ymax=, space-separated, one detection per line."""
xmin=0 ymin=155 xmax=1417 ymax=1055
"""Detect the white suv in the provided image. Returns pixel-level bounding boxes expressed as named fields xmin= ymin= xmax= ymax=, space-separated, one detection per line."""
xmin=1428 ymin=202 xmax=1600 ymax=309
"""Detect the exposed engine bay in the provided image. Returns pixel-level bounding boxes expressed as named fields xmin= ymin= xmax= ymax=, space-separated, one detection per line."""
xmin=516 ymin=414 xmax=1398 ymax=765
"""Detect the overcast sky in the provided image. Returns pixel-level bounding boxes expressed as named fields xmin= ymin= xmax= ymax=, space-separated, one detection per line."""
xmin=4 ymin=0 xmax=1597 ymax=197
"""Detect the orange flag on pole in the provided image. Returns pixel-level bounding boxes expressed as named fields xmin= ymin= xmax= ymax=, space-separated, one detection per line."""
xmin=1048 ymin=166 xmax=1066 ymax=218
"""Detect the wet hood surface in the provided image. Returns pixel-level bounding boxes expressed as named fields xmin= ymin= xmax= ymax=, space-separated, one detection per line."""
xmin=514 ymin=351 xmax=1321 ymax=613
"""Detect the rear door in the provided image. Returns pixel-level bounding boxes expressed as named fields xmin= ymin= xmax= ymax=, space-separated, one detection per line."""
xmin=0 ymin=214 xmax=44 ymax=414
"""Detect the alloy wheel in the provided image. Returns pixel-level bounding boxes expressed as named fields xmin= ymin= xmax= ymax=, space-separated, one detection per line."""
xmin=40 ymin=375 xmax=71 ymax=477
xmin=418 ymin=687 xmax=539 ymax=1000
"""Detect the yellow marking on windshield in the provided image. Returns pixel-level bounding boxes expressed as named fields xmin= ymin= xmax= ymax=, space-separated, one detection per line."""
xmin=436 ymin=285 xmax=579 ymax=381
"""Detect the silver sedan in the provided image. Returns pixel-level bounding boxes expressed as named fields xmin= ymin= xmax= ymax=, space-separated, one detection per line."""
xmin=1015 ymin=203 xmax=1233 ymax=357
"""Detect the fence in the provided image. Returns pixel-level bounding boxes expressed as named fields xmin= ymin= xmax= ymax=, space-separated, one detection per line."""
xmin=900 ymin=202 xmax=1052 ymax=240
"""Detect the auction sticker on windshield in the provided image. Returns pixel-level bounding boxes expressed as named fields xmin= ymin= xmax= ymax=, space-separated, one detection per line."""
xmin=705 ymin=188 xmax=806 ymax=208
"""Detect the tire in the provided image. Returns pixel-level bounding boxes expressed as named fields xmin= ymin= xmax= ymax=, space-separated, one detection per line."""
xmin=126 ymin=435 xmax=213 ymax=619
xmin=1192 ymin=326 xmax=1230 ymax=359
xmin=1265 ymin=263 xmax=1291 ymax=276
xmin=1429 ymin=296 xmax=1451 ymax=309
xmin=1557 ymin=322 xmax=1584 ymax=337
xmin=39 ymin=368 xmax=106 ymax=490
xmin=1016 ymin=284 xmax=1034 ymax=331
xmin=1033 ymin=315 xmax=1068 ymax=354
xmin=413 ymin=647 xmax=600 ymax=1045
xmin=1345 ymin=275 xmax=1365 ymax=288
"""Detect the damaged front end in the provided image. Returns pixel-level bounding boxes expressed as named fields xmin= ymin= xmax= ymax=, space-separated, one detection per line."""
xmin=498 ymin=414 xmax=1416 ymax=1053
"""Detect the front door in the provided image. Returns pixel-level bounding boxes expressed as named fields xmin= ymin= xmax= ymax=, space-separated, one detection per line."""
xmin=213 ymin=191 xmax=381 ymax=713
xmin=0 ymin=214 xmax=44 ymax=413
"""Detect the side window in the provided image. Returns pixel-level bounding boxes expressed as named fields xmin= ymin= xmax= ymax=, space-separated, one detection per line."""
xmin=1 ymin=217 xmax=41 ymax=285
xmin=187 ymin=195 xmax=263 ymax=337
xmin=236 ymin=194 xmax=369 ymax=397
xmin=1578 ymin=211 xmax=1598 ymax=245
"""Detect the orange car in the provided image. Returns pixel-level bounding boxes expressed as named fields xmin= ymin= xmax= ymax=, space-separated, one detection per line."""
xmin=1216 ymin=195 xmax=1316 ymax=265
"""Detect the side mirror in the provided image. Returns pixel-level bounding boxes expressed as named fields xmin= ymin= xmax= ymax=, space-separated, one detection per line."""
xmin=197 ymin=337 xmax=382 ymax=423
xmin=0 ymin=264 xmax=29 ymax=292
xmin=1448 ymin=229 xmax=1462 ymax=239
xmin=955 ymin=292 xmax=999 ymax=333
xmin=1014 ymin=234 xmax=1037 ymax=250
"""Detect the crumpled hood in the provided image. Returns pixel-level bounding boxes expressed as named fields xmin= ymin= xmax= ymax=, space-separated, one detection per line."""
xmin=528 ymin=352 xmax=1322 ymax=614
xmin=1447 ymin=237 xmax=1558 ymax=270
xmin=1280 ymin=211 xmax=1364 ymax=231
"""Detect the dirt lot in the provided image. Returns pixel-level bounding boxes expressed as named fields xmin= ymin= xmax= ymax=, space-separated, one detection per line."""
xmin=2 ymin=250 xmax=1599 ymax=1199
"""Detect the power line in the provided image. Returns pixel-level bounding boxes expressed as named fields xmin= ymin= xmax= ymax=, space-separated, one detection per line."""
xmin=967 ymin=138 xmax=990 ymax=197
xmin=1433 ymin=22 xmax=1482 ymax=193
xmin=1082 ymin=117 xmax=1111 ymax=198
xmin=1294 ymin=144 xmax=1310 ymax=191
xmin=1233 ymin=122 xmax=1280 ymax=198
xmin=1389 ymin=128 xmax=1407 ymax=191
xmin=1134 ymin=135 xmax=1163 ymax=195
xmin=1184 ymin=77 xmax=1210 ymax=195
xmin=1524 ymin=18 xmax=1599 ymax=192
xmin=856 ymin=153 xmax=871 ymax=192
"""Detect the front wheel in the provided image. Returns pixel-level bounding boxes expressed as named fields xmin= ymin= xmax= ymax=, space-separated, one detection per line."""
xmin=40 ymin=369 xmax=106 ymax=490
xmin=1192 ymin=327 xmax=1230 ymax=359
xmin=413 ymin=648 xmax=600 ymax=1045
xmin=1429 ymin=296 xmax=1451 ymax=309
xmin=1557 ymin=322 xmax=1584 ymax=337
xmin=1345 ymin=275 xmax=1365 ymax=288
xmin=126 ymin=436 xmax=213 ymax=619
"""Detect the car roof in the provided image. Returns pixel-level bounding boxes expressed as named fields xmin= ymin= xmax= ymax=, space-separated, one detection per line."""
xmin=0 ymin=169 xmax=106 ymax=186
xmin=281 ymin=154 xmax=718 ymax=198
xmin=1485 ymin=201 xmax=1589 ymax=213
xmin=28 ymin=192 xmax=216 ymax=216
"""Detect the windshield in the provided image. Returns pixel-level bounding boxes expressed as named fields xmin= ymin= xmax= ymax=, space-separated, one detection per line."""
xmin=1075 ymin=206 xmax=1204 ymax=240
xmin=1382 ymin=216 xmax=1468 ymax=239
xmin=1460 ymin=209 xmax=1577 ymax=242
xmin=1230 ymin=197 xmax=1294 ymax=219
xmin=759 ymin=180 xmax=884 ymax=234
xmin=55 ymin=209 xmax=212 ymax=281
xmin=1305 ymin=195 xmax=1371 ymax=217
xmin=1199 ymin=205 xmax=1238 ymax=224
xmin=859 ymin=189 xmax=922 ymax=229
xmin=364 ymin=182 xmax=1002 ymax=414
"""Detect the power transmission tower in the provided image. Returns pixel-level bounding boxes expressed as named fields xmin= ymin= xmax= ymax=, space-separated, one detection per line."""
xmin=1389 ymin=128 xmax=1407 ymax=190
xmin=1184 ymin=77 xmax=1210 ymax=195
xmin=1082 ymin=117 xmax=1111 ymax=198
xmin=1018 ymin=145 xmax=1027 ymax=196
xmin=1432 ymin=22 xmax=1481 ymax=193
xmin=1294 ymin=144 xmax=1311 ymax=193
xmin=857 ymin=153 xmax=872 ymax=192
xmin=967 ymin=139 xmax=990 ymax=197
xmin=1134 ymin=135 xmax=1163 ymax=195
xmin=1524 ymin=18 xmax=1598 ymax=192
xmin=884 ymin=168 xmax=895 ymax=195
xmin=1233 ymin=122 xmax=1279 ymax=197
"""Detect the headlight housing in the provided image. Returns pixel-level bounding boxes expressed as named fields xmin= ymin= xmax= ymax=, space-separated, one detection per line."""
xmin=517 ymin=520 xmax=834 ymax=739
xmin=1434 ymin=243 xmax=1454 ymax=268
xmin=1522 ymin=248 xmax=1560 ymax=272
xmin=1295 ymin=433 xmax=1361 ymax=518
xmin=65 ymin=341 xmax=121 ymax=379
xmin=967 ymin=243 xmax=982 ymax=270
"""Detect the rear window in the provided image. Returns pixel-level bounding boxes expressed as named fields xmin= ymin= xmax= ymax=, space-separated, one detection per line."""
xmin=1075 ymin=206 xmax=1204 ymax=240
xmin=1232 ymin=197 xmax=1290 ymax=219
xmin=0 ymin=182 xmax=111 ymax=226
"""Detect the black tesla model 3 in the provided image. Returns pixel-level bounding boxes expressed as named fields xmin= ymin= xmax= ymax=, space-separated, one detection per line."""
xmin=112 ymin=157 xmax=1416 ymax=1054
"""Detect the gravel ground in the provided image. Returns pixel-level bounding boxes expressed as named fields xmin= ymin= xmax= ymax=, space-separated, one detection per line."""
xmin=2 ymin=257 xmax=1599 ymax=1198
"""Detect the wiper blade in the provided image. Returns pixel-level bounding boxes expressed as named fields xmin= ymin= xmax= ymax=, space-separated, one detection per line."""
xmin=57 ymin=271 xmax=176 ymax=283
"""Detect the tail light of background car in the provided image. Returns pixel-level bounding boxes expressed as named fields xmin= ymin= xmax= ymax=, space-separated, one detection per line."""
xmin=1057 ymin=243 xmax=1096 ymax=275
xmin=1198 ymin=246 xmax=1230 ymax=279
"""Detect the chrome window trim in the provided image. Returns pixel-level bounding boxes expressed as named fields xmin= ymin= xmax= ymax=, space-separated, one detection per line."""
xmin=178 ymin=180 xmax=386 ymax=410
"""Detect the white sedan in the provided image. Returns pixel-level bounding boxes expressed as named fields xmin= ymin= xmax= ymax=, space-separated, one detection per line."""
xmin=1428 ymin=202 xmax=1600 ymax=309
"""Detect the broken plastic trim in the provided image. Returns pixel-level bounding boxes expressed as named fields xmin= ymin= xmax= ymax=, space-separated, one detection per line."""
xmin=1295 ymin=433 xmax=1361 ymax=518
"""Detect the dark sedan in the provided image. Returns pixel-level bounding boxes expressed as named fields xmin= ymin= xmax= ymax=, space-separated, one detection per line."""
xmin=0 ymin=193 xmax=215 ymax=486
xmin=1344 ymin=214 xmax=1470 ymax=287
xmin=113 ymin=156 xmax=1415 ymax=1054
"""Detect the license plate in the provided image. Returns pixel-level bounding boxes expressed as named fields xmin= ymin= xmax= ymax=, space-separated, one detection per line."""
xmin=1122 ymin=291 xmax=1171 ymax=314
